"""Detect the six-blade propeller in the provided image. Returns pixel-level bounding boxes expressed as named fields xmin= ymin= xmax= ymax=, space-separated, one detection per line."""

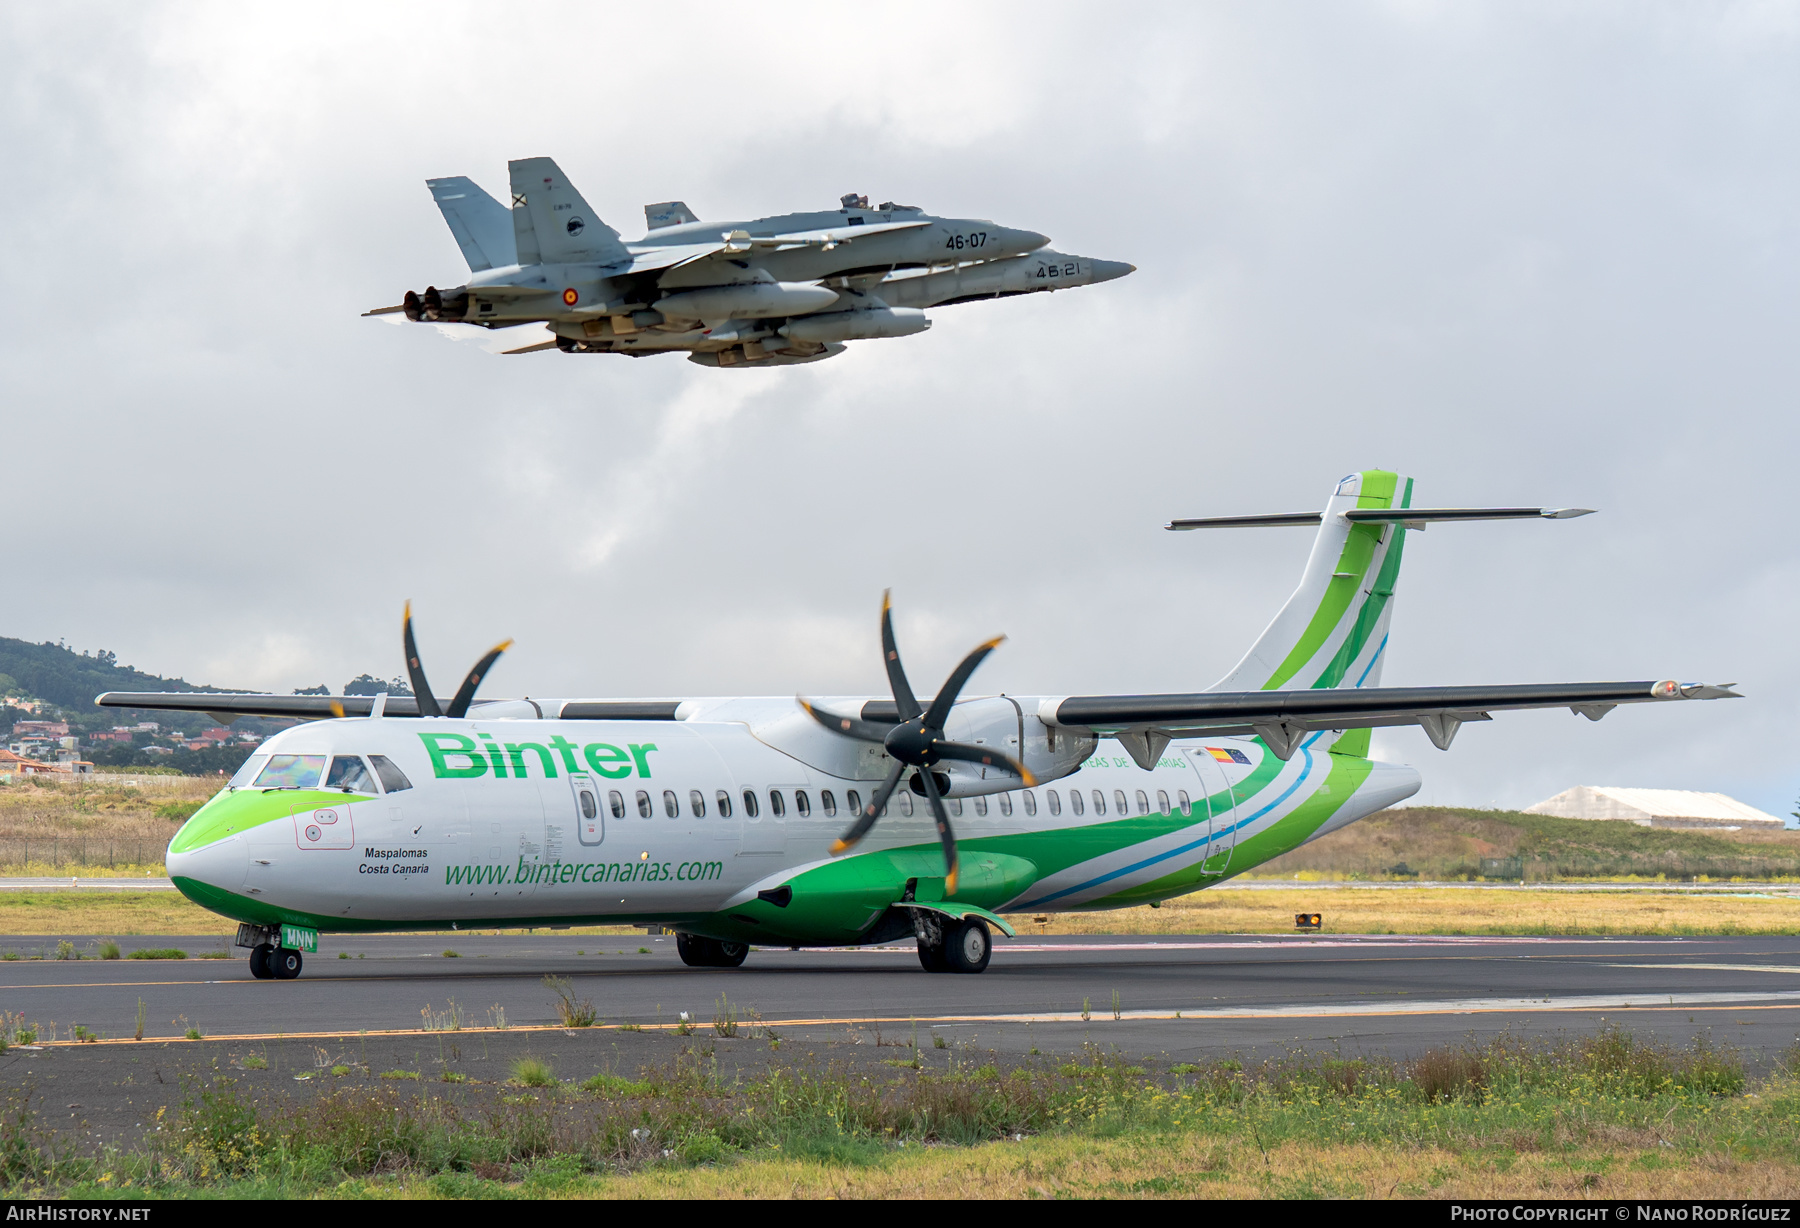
xmin=401 ymin=600 xmax=514 ymax=718
xmin=800 ymin=591 xmax=1035 ymax=895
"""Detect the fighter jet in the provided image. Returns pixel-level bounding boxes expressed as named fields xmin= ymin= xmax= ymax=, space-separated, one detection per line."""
xmin=365 ymin=157 xmax=1135 ymax=367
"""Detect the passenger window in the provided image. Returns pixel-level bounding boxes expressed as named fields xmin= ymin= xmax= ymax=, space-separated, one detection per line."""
xmin=973 ymin=795 xmax=988 ymax=817
xmin=846 ymin=789 xmax=862 ymax=815
xmin=609 ymin=790 xmax=625 ymax=819
xmin=769 ymin=790 xmax=785 ymax=817
xmin=742 ymin=789 xmax=759 ymax=818
xmin=716 ymin=789 xmax=733 ymax=818
xmin=1091 ymin=790 xmax=1105 ymax=816
xmin=821 ymin=790 xmax=836 ymax=817
xmin=897 ymin=791 xmax=913 ymax=817
xmin=1022 ymin=790 xmax=1037 ymax=816
xmin=998 ymin=792 xmax=1013 ymax=817
xmin=795 ymin=791 xmax=811 ymax=817
xmin=1114 ymin=789 xmax=1128 ymax=815
xmin=1177 ymin=789 xmax=1191 ymax=817
xmin=368 ymin=755 xmax=412 ymax=793
xmin=1156 ymin=789 xmax=1171 ymax=816
xmin=1136 ymin=790 xmax=1149 ymax=815
xmin=663 ymin=789 xmax=679 ymax=818
xmin=949 ymin=797 xmax=963 ymax=817
xmin=690 ymin=789 xmax=706 ymax=818
xmin=578 ymin=790 xmax=597 ymax=820
xmin=1046 ymin=790 xmax=1061 ymax=816
xmin=254 ymin=754 xmax=326 ymax=790
xmin=1071 ymin=790 xmax=1085 ymax=816
xmin=636 ymin=790 xmax=653 ymax=819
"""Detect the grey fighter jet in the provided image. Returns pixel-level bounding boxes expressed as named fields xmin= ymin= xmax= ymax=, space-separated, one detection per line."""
xmin=366 ymin=157 xmax=1134 ymax=367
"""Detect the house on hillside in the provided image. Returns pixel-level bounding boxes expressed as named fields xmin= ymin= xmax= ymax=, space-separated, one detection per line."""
xmin=1526 ymin=787 xmax=1784 ymax=831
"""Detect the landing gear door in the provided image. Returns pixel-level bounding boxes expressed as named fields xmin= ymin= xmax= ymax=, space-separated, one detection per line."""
xmin=1182 ymin=746 xmax=1238 ymax=876
xmin=570 ymin=772 xmax=604 ymax=847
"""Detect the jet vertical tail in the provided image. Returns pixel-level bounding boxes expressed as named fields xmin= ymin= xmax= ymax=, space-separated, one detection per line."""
xmin=1210 ymin=469 xmax=1410 ymax=689
xmin=426 ymin=177 xmax=517 ymax=272
xmin=507 ymin=157 xmax=630 ymax=266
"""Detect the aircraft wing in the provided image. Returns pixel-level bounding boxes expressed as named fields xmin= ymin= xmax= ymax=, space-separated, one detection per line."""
xmin=1031 ymin=680 xmax=1741 ymax=763
xmin=93 ymin=692 xmax=687 ymax=722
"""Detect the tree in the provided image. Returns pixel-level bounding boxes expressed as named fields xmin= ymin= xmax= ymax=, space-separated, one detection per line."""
xmin=342 ymin=674 xmax=412 ymax=697
xmin=293 ymin=684 xmax=331 ymax=696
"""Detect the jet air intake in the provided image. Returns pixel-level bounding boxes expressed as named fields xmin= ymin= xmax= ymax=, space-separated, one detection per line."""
xmin=781 ymin=308 xmax=930 ymax=343
xmin=654 ymin=282 xmax=839 ymax=322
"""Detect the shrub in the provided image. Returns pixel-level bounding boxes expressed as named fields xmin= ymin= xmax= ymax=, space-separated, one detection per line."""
xmin=511 ymin=1057 xmax=555 ymax=1088
xmin=129 ymin=949 xmax=187 ymax=961
xmin=97 ymin=941 xmax=120 ymax=961
xmin=544 ymin=977 xmax=597 ymax=1028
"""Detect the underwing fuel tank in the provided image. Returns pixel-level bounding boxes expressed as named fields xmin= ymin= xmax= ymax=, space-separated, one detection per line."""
xmin=879 ymin=250 xmax=1135 ymax=310
xmin=780 ymin=307 xmax=930 ymax=343
xmin=655 ymin=282 xmax=840 ymax=321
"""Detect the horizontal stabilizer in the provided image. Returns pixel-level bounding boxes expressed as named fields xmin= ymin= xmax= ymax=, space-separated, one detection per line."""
xmin=1168 ymin=507 xmax=1595 ymax=531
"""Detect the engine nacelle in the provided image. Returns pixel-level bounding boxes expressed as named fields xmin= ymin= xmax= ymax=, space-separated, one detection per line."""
xmin=780 ymin=307 xmax=930 ymax=343
xmin=405 ymin=286 xmax=471 ymax=322
xmin=937 ymin=696 xmax=1095 ymax=794
xmin=656 ymin=282 xmax=839 ymax=321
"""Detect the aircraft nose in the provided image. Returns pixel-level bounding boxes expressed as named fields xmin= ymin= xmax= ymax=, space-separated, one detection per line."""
xmin=1089 ymin=259 xmax=1136 ymax=284
xmin=1016 ymin=229 xmax=1051 ymax=251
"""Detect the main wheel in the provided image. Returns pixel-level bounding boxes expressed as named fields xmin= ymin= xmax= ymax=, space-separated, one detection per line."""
xmin=271 ymin=948 xmax=303 ymax=980
xmin=917 ymin=939 xmax=949 ymax=973
xmin=249 ymin=943 xmax=274 ymax=980
xmin=943 ymin=918 xmax=991 ymax=974
xmin=714 ymin=940 xmax=748 ymax=968
xmin=676 ymin=933 xmax=713 ymax=967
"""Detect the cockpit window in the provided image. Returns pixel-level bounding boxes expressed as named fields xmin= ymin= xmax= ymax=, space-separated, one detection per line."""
xmin=324 ymin=755 xmax=377 ymax=794
xmin=368 ymin=755 xmax=412 ymax=794
xmin=254 ymin=754 xmax=326 ymax=790
xmin=229 ymin=754 xmax=269 ymax=790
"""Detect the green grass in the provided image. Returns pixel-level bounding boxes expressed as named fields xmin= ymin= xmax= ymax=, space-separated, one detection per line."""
xmin=1258 ymin=805 xmax=1800 ymax=881
xmin=129 ymin=948 xmax=186 ymax=960
xmin=2 ymin=1027 xmax=1792 ymax=1199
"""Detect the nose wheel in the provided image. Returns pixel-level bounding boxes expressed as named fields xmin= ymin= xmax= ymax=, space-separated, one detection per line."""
xmin=249 ymin=943 xmax=303 ymax=980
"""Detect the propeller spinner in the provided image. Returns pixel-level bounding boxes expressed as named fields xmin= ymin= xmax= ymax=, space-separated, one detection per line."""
xmin=401 ymin=600 xmax=513 ymax=718
xmin=800 ymin=591 xmax=1036 ymax=895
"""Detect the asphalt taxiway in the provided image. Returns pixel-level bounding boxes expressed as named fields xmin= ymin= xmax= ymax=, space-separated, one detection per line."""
xmin=5 ymin=932 xmax=1798 ymax=1063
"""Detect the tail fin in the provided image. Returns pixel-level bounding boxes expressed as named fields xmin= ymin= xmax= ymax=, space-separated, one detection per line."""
xmin=426 ymin=177 xmax=517 ymax=272
xmin=507 ymin=157 xmax=630 ymax=266
xmin=1212 ymin=469 xmax=1411 ymax=699
xmin=645 ymin=201 xmax=699 ymax=231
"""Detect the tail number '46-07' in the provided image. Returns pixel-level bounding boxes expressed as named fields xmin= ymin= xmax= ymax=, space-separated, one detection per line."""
xmin=946 ymin=232 xmax=989 ymax=251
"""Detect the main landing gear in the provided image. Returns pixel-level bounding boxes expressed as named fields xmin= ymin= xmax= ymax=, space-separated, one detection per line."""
xmin=248 ymin=943 xmax=303 ymax=980
xmin=916 ymin=915 xmax=991 ymax=974
xmin=676 ymin=933 xmax=749 ymax=968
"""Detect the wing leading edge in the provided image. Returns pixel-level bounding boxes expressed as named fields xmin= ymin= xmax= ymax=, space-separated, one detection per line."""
xmin=1042 ymin=680 xmax=1740 ymax=763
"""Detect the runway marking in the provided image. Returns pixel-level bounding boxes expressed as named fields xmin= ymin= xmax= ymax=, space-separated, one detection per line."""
xmin=25 ymin=992 xmax=1800 ymax=1049
xmin=1605 ymin=963 xmax=1800 ymax=975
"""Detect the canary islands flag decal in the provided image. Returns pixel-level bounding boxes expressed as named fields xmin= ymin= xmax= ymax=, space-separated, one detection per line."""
xmin=1206 ymin=746 xmax=1252 ymax=765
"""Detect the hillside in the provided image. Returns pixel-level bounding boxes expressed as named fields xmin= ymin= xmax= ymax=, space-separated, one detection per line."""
xmin=0 ymin=637 xmax=221 ymax=713
xmin=1256 ymin=806 xmax=1800 ymax=880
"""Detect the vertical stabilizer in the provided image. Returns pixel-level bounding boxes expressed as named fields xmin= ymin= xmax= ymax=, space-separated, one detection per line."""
xmin=426 ymin=177 xmax=516 ymax=272
xmin=507 ymin=157 xmax=630 ymax=266
xmin=1211 ymin=471 xmax=1411 ymax=709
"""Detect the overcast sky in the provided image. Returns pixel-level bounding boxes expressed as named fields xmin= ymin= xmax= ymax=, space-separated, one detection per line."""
xmin=3 ymin=2 xmax=1796 ymax=816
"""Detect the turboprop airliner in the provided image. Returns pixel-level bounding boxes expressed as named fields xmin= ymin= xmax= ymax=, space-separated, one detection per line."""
xmin=100 ymin=471 xmax=1737 ymax=980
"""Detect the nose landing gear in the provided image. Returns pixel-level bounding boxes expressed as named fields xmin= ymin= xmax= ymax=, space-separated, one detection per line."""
xmin=248 ymin=942 xmax=304 ymax=979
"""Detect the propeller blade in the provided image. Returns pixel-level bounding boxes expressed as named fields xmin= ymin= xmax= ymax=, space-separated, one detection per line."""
xmin=832 ymin=761 xmax=906 ymax=855
xmin=445 ymin=639 xmax=514 ymax=719
xmin=879 ymin=591 xmax=922 ymax=722
xmin=922 ymin=636 xmax=1004 ymax=731
xmin=798 ymin=698 xmax=896 ymax=744
xmin=918 ymin=767 xmax=960 ymax=896
xmin=931 ymin=739 xmax=1037 ymax=786
xmin=402 ymin=601 xmax=443 ymax=718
